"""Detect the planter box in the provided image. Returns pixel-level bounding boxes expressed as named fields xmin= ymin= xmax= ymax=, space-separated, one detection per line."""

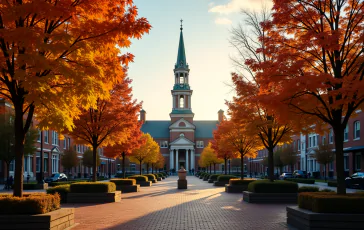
xmin=243 ymin=191 xmax=297 ymax=203
xmin=162 ymin=177 xmax=166 ymax=179
xmin=151 ymin=179 xmax=157 ymax=183
xmin=67 ymin=191 xmax=121 ymax=203
xmin=157 ymin=178 xmax=162 ymax=181
xmin=116 ymin=184 xmax=140 ymax=193
xmin=203 ymin=177 xmax=209 ymax=181
xmin=213 ymin=181 xmax=228 ymax=187
xmin=178 ymin=179 xmax=187 ymax=189
xmin=199 ymin=176 xmax=204 ymax=179
xmin=287 ymin=206 xmax=364 ymax=230
xmin=136 ymin=181 xmax=152 ymax=187
xmin=225 ymin=184 xmax=249 ymax=193
xmin=0 ymin=208 xmax=74 ymax=230
xmin=208 ymin=179 xmax=216 ymax=183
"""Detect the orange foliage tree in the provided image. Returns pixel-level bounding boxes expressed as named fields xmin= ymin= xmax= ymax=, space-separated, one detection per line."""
xmin=153 ymin=152 xmax=165 ymax=173
xmin=70 ymin=81 xmax=142 ymax=181
xmin=103 ymin=122 xmax=144 ymax=178
xmin=212 ymin=134 xmax=237 ymax=175
xmin=228 ymin=8 xmax=303 ymax=182
xmin=212 ymin=120 xmax=258 ymax=178
xmin=250 ymin=0 xmax=364 ymax=194
xmin=0 ymin=1 xmax=150 ymax=196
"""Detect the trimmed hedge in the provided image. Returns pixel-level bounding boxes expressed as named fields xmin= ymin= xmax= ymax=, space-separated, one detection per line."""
xmin=328 ymin=180 xmax=337 ymax=187
xmin=203 ymin=174 xmax=210 ymax=180
xmin=248 ymin=180 xmax=298 ymax=193
xmin=47 ymin=185 xmax=70 ymax=203
xmin=158 ymin=173 xmax=164 ymax=178
xmin=70 ymin=182 xmax=116 ymax=193
xmin=298 ymin=192 xmax=364 ymax=213
xmin=217 ymin=175 xmax=238 ymax=182
xmin=110 ymin=179 xmax=136 ymax=186
xmin=128 ymin=175 xmax=148 ymax=182
xmin=208 ymin=174 xmax=222 ymax=181
xmin=298 ymin=186 xmax=320 ymax=193
xmin=143 ymin=174 xmax=156 ymax=181
xmin=0 ymin=193 xmax=60 ymax=214
xmin=229 ymin=179 xmax=256 ymax=186
xmin=286 ymin=178 xmax=315 ymax=184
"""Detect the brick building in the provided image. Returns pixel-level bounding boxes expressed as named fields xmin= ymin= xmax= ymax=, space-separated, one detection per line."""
xmin=139 ymin=25 xmax=222 ymax=172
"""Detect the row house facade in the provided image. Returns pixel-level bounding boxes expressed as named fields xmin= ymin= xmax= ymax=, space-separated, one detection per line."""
xmin=248 ymin=110 xmax=364 ymax=179
xmin=0 ymin=99 xmax=117 ymax=183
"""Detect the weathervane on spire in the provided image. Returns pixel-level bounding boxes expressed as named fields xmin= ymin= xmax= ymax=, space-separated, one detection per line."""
xmin=180 ymin=19 xmax=183 ymax=31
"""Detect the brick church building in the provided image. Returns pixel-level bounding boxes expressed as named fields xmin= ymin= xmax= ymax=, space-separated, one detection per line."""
xmin=140 ymin=25 xmax=223 ymax=172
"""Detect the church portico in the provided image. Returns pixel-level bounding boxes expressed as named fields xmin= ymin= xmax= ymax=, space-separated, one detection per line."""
xmin=169 ymin=148 xmax=195 ymax=171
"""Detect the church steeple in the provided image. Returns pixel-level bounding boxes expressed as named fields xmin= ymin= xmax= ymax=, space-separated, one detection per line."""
xmin=175 ymin=19 xmax=188 ymax=70
xmin=170 ymin=20 xmax=194 ymax=119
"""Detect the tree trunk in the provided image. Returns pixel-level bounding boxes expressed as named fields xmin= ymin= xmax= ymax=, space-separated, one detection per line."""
xmin=268 ymin=148 xmax=274 ymax=182
xmin=13 ymin=104 xmax=27 ymax=197
xmin=122 ymin=152 xmax=126 ymax=179
xmin=209 ymin=164 xmax=211 ymax=174
xmin=152 ymin=164 xmax=154 ymax=174
xmin=139 ymin=160 xmax=142 ymax=175
xmin=333 ymin=126 xmax=346 ymax=195
xmin=213 ymin=163 xmax=216 ymax=174
xmin=240 ymin=155 xmax=244 ymax=179
xmin=146 ymin=163 xmax=149 ymax=174
xmin=5 ymin=162 xmax=10 ymax=181
xmin=92 ymin=145 xmax=98 ymax=182
xmin=224 ymin=158 xmax=227 ymax=175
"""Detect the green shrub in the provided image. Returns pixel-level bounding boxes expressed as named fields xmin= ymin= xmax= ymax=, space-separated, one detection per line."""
xmin=298 ymin=192 xmax=364 ymax=213
xmin=217 ymin=175 xmax=238 ymax=182
xmin=320 ymin=188 xmax=334 ymax=192
xmin=286 ymin=178 xmax=315 ymax=184
xmin=327 ymin=180 xmax=337 ymax=187
xmin=158 ymin=173 xmax=164 ymax=178
xmin=203 ymin=174 xmax=210 ymax=179
xmin=70 ymin=182 xmax=116 ymax=193
xmin=0 ymin=193 xmax=60 ymax=214
xmin=208 ymin=174 xmax=222 ymax=181
xmin=229 ymin=179 xmax=256 ymax=186
xmin=128 ymin=175 xmax=148 ymax=182
xmin=47 ymin=185 xmax=70 ymax=203
xmin=298 ymin=186 xmax=320 ymax=193
xmin=248 ymin=180 xmax=298 ymax=193
xmin=110 ymin=179 xmax=136 ymax=186
xmin=143 ymin=174 xmax=156 ymax=181
xmin=153 ymin=173 xmax=160 ymax=178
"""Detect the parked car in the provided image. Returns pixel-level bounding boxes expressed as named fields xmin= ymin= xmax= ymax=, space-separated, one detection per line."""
xmin=345 ymin=172 xmax=364 ymax=189
xmin=279 ymin=172 xmax=293 ymax=180
xmin=45 ymin=173 xmax=68 ymax=183
xmin=292 ymin=170 xmax=307 ymax=179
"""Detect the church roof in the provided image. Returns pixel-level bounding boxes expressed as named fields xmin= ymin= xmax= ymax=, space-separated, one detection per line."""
xmin=175 ymin=27 xmax=188 ymax=70
xmin=141 ymin=120 xmax=218 ymax=139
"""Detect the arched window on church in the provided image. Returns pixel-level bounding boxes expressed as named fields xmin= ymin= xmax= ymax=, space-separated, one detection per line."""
xmin=180 ymin=76 xmax=184 ymax=84
xmin=179 ymin=96 xmax=184 ymax=108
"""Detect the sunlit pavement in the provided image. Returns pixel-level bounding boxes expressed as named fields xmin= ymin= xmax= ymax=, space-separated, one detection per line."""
xmin=63 ymin=176 xmax=291 ymax=230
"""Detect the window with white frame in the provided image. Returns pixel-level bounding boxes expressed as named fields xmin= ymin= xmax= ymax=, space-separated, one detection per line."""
xmin=322 ymin=136 xmax=326 ymax=144
xmin=44 ymin=153 xmax=48 ymax=172
xmin=344 ymin=124 xmax=349 ymax=141
xmin=77 ymin=145 xmax=81 ymax=153
xmin=297 ymin=140 xmax=300 ymax=151
xmin=63 ymin=138 xmax=67 ymax=149
xmin=329 ymin=161 xmax=334 ymax=171
xmin=309 ymin=136 xmax=312 ymax=148
xmin=37 ymin=130 xmax=41 ymax=142
xmin=9 ymin=160 xmax=14 ymax=172
xmin=52 ymin=154 xmax=59 ymax=173
xmin=52 ymin=131 xmax=59 ymax=145
xmin=354 ymin=121 xmax=360 ymax=139
xmin=44 ymin=130 xmax=49 ymax=143
xmin=160 ymin=141 xmax=168 ymax=148
xmin=313 ymin=135 xmax=316 ymax=147
xmin=344 ymin=155 xmax=349 ymax=171
xmin=36 ymin=152 xmax=40 ymax=172
xmin=355 ymin=153 xmax=361 ymax=171
xmin=293 ymin=141 xmax=296 ymax=150
xmin=329 ymin=129 xmax=333 ymax=143
xmin=196 ymin=141 xmax=204 ymax=148
xmin=179 ymin=96 xmax=184 ymax=108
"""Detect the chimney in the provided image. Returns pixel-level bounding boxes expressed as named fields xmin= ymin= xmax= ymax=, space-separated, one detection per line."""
xmin=140 ymin=109 xmax=146 ymax=124
xmin=218 ymin=109 xmax=224 ymax=123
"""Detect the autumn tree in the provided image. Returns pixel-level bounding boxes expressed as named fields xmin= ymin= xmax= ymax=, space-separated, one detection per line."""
xmin=315 ymin=143 xmax=335 ymax=182
xmin=70 ymin=81 xmax=141 ymax=181
xmin=231 ymin=158 xmax=242 ymax=174
xmin=200 ymin=143 xmax=222 ymax=174
xmin=153 ymin=153 xmax=165 ymax=173
xmin=228 ymin=8 xmax=299 ymax=182
xmin=103 ymin=123 xmax=144 ymax=178
xmin=0 ymin=1 xmax=151 ymax=196
xmin=212 ymin=131 xmax=237 ymax=175
xmin=82 ymin=149 xmax=101 ymax=172
xmin=212 ymin=120 xmax=258 ymax=178
xmin=130 ymin=133 xmax=159 ymax=175
xmin=280 ymin=146 xmax=298 ymax=172
xmin=273 ymin=149 xmax=285 ymax=175
xmin=251 ymin=0 xmax=363 ymax=194
xmin=61 ymin=148 xmax=79 ymax=176
xmin=144 ymin=149 xmax=159 ymax=174
xmin=0 ymin=114 xmax=37 ymax=179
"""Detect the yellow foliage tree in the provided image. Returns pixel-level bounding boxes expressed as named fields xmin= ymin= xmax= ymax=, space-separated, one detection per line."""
xmin=200 ymin=143 xmax=223 ymax=174
xmin=129 ymin=133 xmax=159 ymax=175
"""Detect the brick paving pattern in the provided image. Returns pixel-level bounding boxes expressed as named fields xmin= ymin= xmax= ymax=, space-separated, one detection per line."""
xmin=63 ymin=176 xmax=291 ymax=230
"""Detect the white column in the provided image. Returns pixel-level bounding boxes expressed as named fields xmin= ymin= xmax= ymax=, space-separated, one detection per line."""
xmin=170 ymin=149 xmax=174 ymax=170
xmin=186 ymin=149 xmax=189 ymax=171
xmin=191 ymin=149 xmax=195 ymax=170
xmin=176 ymin=149 xmax=179 ymax=170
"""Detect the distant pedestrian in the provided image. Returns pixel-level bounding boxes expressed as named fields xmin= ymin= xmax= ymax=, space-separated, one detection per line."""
xmin=27 ymin=174 xmax=30 ymax=183
xmin=191 ymin=168 xmax=195 ymax=175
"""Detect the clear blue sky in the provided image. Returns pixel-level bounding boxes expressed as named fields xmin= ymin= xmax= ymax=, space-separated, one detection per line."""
xmin=126 ymin=0 xmax=272 ymax=120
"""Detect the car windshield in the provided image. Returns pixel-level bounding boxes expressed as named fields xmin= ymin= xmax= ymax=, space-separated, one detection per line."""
xmin=285 ymin=173 xmax=292 ymax=175
xmin=51 ymin=174 xmax=59 ymax=177
xmin=357 ymin=172 xmax=364 ymax=177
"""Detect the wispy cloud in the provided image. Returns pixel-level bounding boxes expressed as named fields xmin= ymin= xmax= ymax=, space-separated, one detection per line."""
xmin=215 ymin=17 xmax=232 ymax=25
xmin=209 ymin=0 xmax=273 ymax=14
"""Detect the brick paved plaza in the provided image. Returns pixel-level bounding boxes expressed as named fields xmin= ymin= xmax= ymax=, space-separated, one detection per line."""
xmin=64 ymin=176 xmax=291 ymax=230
